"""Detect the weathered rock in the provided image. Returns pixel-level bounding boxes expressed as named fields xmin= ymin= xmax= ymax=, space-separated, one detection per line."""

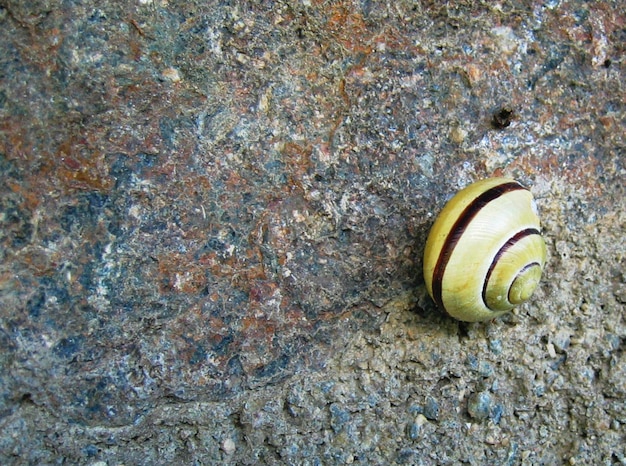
xmin=0 ymin=0 xmax=624 ymax=464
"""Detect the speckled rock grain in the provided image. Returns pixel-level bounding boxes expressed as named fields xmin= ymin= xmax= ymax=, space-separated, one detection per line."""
xmin=0 ymin=0 xmax=624 ymax=464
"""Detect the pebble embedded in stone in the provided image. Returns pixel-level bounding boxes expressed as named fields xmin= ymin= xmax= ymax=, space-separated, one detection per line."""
xmin=467 ymin=392 xmax=492 ymax=421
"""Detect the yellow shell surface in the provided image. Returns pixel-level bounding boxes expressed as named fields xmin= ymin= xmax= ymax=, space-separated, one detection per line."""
xmin=423 ymin=177 xmax=547 ymax=322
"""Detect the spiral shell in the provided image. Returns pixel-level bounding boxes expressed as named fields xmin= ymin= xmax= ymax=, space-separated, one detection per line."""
xmin=423 ymin=177 xmax=547 ymax=322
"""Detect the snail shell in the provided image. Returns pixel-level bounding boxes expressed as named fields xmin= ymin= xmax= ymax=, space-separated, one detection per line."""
xmin=423 ymin=177 xmax=547 ymax=322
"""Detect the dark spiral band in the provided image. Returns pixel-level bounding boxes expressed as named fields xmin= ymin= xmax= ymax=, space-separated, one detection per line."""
xmin=432 ymin=181 xmax=525 ymax=313
xmin=508 ymin=261 xmax=542 ymax=303
xmin=481 ymin=228 xmax=541 ymax=309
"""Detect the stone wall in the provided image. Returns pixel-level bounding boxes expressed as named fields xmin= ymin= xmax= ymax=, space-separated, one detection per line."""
xmin=1 ymin=1 xmax=624 ymax=464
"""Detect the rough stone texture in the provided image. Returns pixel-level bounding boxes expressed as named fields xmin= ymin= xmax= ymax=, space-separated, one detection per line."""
xmin=0 ymin=0 xmax=624 ymax=464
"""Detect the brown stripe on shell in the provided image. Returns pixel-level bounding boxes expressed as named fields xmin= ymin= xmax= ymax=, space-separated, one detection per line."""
xmin=431 ymin=181 xmax=525 ymax=313
xmin=507 ymin=261 xmax=541 ymax=304
xmin=481 ymin=228 xmax=541 ymax=309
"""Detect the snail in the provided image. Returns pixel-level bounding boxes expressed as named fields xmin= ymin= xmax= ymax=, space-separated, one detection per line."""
xmin=423 ymin=177 xmax=547 ymax=322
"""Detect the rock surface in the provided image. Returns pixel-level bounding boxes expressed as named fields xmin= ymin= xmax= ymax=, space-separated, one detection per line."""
xmin=0 ymin=0 xmax=624 ymax=464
